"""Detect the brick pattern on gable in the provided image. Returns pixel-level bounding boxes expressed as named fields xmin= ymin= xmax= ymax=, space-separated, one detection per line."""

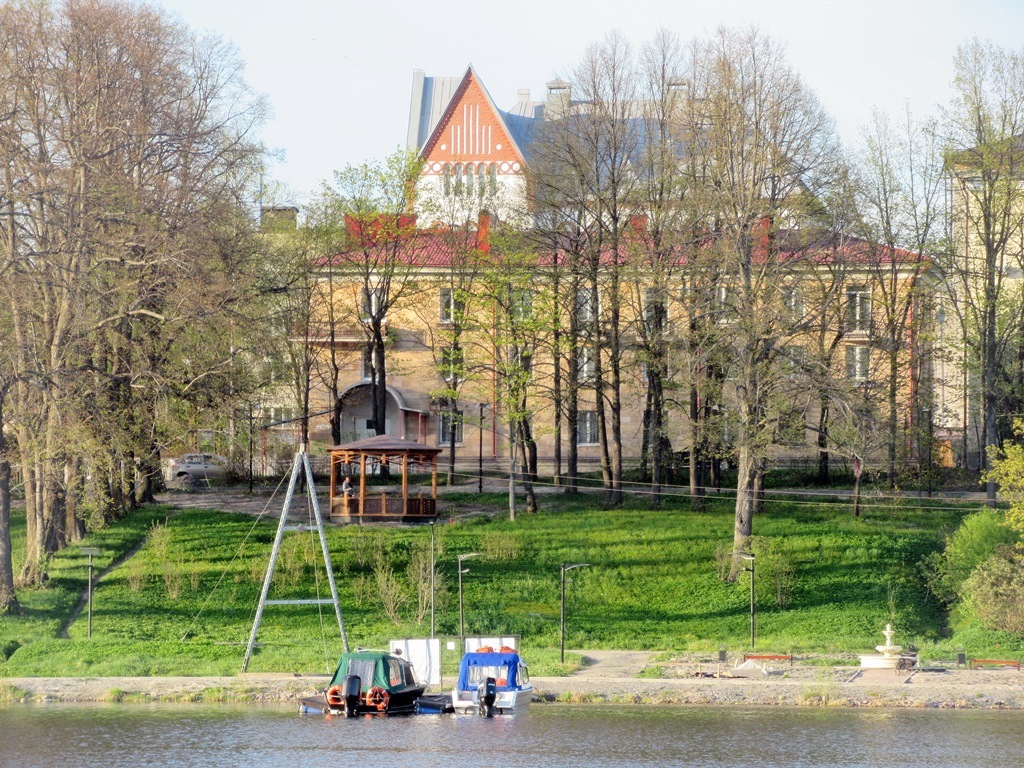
xmin=421 ymin=73 xmax=523 ymax=172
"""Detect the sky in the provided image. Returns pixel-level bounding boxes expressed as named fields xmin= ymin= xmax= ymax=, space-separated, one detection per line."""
xmin=155 ymin=0 xmax=1024 ymax=205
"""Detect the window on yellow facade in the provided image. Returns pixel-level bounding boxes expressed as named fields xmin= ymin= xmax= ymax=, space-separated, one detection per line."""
xmin=576 ymin=287 xmax=597 ymax=327
xmin=361 ymin=288 xmax=383 ymax=322
xmin=785 ymin=286 xmax=805 ymax=319
xmin=578 ymin=346 xmax=596 ymax=382
xmin=441 ymin=345 xmax=464 ymax=383
xmin=845 ymin=286 xmax=871 ymax=332
xmin=439 ymin=410 xmax=464 ymax=445
xmin=576 ymin=410 xmax=599 ymax=445
xmin=440 ymin=287 xmax=464 ymax=324
xmin=360 ymin=348 xmax=376 ymax=382
xmin=845 ymin=345 xmax=870 ymax=382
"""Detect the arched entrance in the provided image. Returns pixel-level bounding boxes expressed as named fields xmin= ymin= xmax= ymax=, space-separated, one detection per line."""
xmin=337 ymin=383 xmax=406 ymax=441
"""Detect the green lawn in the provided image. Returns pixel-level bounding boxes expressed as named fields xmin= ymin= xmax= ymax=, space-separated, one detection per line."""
xmin=1 ymin=490 xmax=1016 ymax=677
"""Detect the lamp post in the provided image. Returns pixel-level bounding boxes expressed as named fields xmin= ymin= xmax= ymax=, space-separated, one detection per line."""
xmin=560 ymin=563 xmax=590 ymax=663
xmin=247 ymin=402 xmax=257 ymax=494
xmin=458 ymin=552 xmax=481 ymax=647
xmin=82 ymin=547 xmax=101 ymax=638
xmin=429 ymin=521 xmax=436 ymax=637
xmin=478 ymin=403 xmax=488 ymax=494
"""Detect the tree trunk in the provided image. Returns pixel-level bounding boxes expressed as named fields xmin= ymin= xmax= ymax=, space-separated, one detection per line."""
xmin=816 ymin=393 xmax=830 ymax=484
xmin=0 ymin=389 xmax=20 ymax=615
xmin=730 ymin=444 xmax=756 ymax=580
xmin=689 ymin=385 xmax=706 ymax=511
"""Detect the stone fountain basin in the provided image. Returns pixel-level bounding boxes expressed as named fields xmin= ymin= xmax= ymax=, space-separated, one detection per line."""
xmin=859 ymin=654 xmax=901 ymax=669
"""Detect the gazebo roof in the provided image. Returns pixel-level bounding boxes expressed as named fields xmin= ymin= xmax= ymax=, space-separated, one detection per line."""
xmin=328 ymin=434 xmax=442 ymax=457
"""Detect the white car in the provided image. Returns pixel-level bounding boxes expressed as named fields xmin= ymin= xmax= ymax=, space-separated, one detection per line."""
xmin=164 ymin=453 xmax=228 ymax=487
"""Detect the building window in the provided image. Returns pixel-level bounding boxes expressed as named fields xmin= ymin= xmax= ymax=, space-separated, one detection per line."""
xmin=488 ymin=163 xmax=498 ymax=195
xmin=441 ymin=345 xmax=463 ymax=383
xmin=644 ymin=288 xmax=668 ymax=332
xmin=511 ymin=345 xmax=532 ymax=373
xmin=440 ymin=287 xmax=464 ymax=324
xmin=713 ymin=284 xmax=736 ymax=322
xmin=785 ymin=345 xmax=807 ymax=374
xmin=578 ymin=346 xmax=596 ymax=381
xmin=846 ymin=345 xmax=870 ymax=382
xmin=512 ymin=289 xmax=533 ymax=322
xmin=439 ymin=410 xmax=464 ymax=445
xmin=576 ymin=287 xmax=597 ymax=327
xmin=443 ymin=164 xmax=454 ymax=196
xmin=576 ymin=410 xmax=599 ymax=445
xmin=785 ymin=286 xmax=805 ymax=319
xmin=846 ymin=286 xmax=871 ymax=332
xmin=361 ymin=288 xmax=382 ymax=321
xmin=360 ymin=348 xmax=376 ymax=382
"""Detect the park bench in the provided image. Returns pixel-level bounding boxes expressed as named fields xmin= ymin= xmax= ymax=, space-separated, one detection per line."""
xmin=742 ymin=653 xmax=793 ymax=666
xmin=968 ymin=658 xmax=1021 ymax=671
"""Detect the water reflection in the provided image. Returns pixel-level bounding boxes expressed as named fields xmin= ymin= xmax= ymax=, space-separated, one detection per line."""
xmin=2 ymin=703 xmax=1022 ymax=768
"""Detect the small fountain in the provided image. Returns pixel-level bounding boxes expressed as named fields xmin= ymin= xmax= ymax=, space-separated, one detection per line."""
xmin=859 ymin=623 xmax=904 ymax=669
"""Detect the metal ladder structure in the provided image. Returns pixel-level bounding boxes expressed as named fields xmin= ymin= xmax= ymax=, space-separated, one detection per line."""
xmin=242 ymin=448 xmax=348 ymax=672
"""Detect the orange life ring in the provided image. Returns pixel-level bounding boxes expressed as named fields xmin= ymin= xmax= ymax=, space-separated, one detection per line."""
xmin=477 ymin=645 xmax=494 ymax=653
xmin=499 ymin=646 xmax=515 ymax=654
xmin=366 ymin=686 xmax=390 ymax=711
xmin=326 ymin=685 xmax=344 ymax=709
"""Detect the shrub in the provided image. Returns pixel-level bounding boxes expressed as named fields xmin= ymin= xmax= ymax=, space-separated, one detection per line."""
xmin=961 ymin=546 xmax=1024 ymax=633
xmin=924 ymin=509 xmax=1018 ymax=604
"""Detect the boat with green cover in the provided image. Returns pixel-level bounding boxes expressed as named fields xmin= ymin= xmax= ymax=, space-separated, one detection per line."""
xmin=299 ymin=649 xmax=426 ymax=716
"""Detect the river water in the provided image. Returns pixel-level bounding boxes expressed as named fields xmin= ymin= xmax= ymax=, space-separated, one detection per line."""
xmin=2 ymin=703 xmax=1022 ymax=767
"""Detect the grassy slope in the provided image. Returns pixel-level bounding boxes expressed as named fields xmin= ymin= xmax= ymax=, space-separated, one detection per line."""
xmin=1 ymin=490 xmax=1017 ymax=677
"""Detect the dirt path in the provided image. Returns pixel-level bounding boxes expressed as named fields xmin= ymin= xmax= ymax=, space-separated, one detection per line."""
xmin=58 ymin=508 xmax=182 ymax=639
xmin=571 ymin=650 xmax=652 ymax=678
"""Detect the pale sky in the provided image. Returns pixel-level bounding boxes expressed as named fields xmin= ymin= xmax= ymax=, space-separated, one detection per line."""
xmin=156 ymin=0 xmax=1024 ymax=205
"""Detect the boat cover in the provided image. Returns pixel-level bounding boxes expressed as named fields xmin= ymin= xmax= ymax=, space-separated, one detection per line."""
xmin=328 ymin=650 xmax=416 ymax=693
xmin=456 ymin=651 xmax=525 ymax=691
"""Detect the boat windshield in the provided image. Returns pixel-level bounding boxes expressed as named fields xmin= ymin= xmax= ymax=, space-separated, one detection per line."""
xmin=465 ymin=664 xmax=510 ymax=687
xmin=346 ymin=658 xmax=377 ymax=687
xmin=387 ymin=658 xmax=409 ymax=686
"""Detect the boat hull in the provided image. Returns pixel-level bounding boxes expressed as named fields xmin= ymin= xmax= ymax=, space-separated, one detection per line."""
xmin=452 ymin=685 xmax=533 ymax=715
xmin=300 ymin=684 xmax=426 ymax=716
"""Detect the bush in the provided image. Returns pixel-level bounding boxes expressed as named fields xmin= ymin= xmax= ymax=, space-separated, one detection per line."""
xmin=961 ymin=546 xmax=1024 ymax=633
xmin=924 ymin=509 xmax=1018 ymax=604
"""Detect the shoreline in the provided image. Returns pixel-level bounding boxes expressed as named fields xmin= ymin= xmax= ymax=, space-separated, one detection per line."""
xmin=4 ymin=666 xmax=1024 ymax=710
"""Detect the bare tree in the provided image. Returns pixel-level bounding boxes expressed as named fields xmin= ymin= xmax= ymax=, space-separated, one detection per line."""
xmin=0 ymin=0 xmax=266 ymax=583
xmin=857 ymin=107 xmax=945 ymax=486
xmin=326 ymin=150 xmax=426 ymax=454
xmin=941 ymin=38 xmax=1024 ymax=505
xmin=683 ymin=27 xmax=843 ymax=576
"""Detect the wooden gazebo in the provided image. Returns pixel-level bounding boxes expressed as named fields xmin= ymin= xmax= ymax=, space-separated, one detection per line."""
xmin=327 ymin=435 xmax=443 ymax=523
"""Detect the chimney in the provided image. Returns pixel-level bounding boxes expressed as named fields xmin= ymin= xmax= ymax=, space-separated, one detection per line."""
xmin=546 ymin=78 xmax=571 ymax=120
xmin=517 ymin=88 xmax=530 ymax=103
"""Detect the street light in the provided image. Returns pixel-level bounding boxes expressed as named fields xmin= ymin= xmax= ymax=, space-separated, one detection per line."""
xmin=732 ymin=552 xmax=756 ymax=649
xmin=429 ymin=521 xmax=436 ymax=637
xmin=478 ymin=403 xmax=489 ymax=494
xmin=458 ymin=552 xmax=481 ymax=646
xmin=560 ymin=563 xmax=590 ymax=663
xmin=81 ymin=547 xmax=101 ymax=638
